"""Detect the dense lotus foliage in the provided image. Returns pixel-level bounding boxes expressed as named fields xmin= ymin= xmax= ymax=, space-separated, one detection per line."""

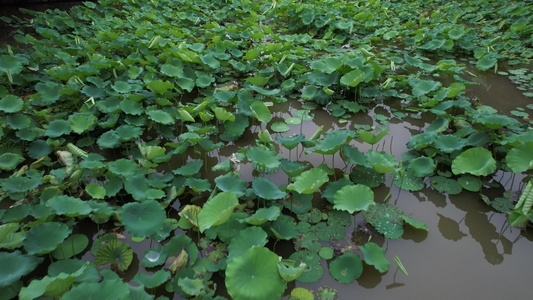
xmin=0 ymin=0 xmax=532 ymax=298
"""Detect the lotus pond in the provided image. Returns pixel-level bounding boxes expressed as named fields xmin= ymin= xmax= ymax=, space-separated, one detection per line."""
xmin=1 ymin=0 xmax=533 ymax=299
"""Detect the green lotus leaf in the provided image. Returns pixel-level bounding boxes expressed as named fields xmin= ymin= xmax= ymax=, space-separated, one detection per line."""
xmin=196 ymin=74 xmax=215 ymax=88
xmin=186 ymin=177 xmax=212 ymax=193
xmin=433 ymin=134 xmax=466 ymax=153
xmin=340 ymin=69 xmax=365 ymax=87
xmin=271 ymin=121 xmax=290 ymax=132
xmin=314 ymin=130 xmax=356 ymax=155
xmin=363 ymin=204 xmax=404 ymax=239
xmin=198 ymin=191 xmax=238 ymax=232
xmin=1 ymin=174 xmax=42 ymax=193
xmin=166 ymin=234 xmax=199 ymax=267
xmin=286 ymin=192 xmax=313 ymax=214
xmin=133 ymin=270 xmax=171 ymax=289
xmin=426 ymin=117 xmax=449 ymax=133
xmin=141 ymin=246 xmax=167 ymax=268
xmin=291 ymin=287 xmax=314 ymax=300
xmin=221 ymin=113 xmax=249 ymax=141
xmin=357 ymin=128 xmax=389 ymax=145
xmin=407 ymin=132 xmax=436 ymax=149
xmin=277 ymin=259 xmax=306 ymax=282
xmin=290 ymin=168 xmax=329 ymax=194
xmin=451 ymin=147 xmax=496 ymax=176
xmin=506 ymin=142 xmax=533 ymax=173
xmin=367 ymin=151 xmax=398 ymax=173
xmin=329 ymin=253 xmax=363 ymax=283
xmin=323 ymin=178 xmax=354 ymax=204
xmin=0 ymin=251 xmax=43 ymax=288
xmin=147 ymin=109 xmax=174 ymax=125
xmin=215 ymin=173 xmax=248 ymax=197
xmin=115 ymin=124 xmax=142 ymax=141
xmin=46 ymin=194 xmax=94 ymax=216
xmin=393 ymin=171 xmax=425 ymax=191
xmin=0 ymin=152 xmax=24 ymax=171
xmin=319 ymin=247 xmax=334 ymax=259
xmin=411 ymin=80 xmax=441 ymax=97
xmin=246 ymin=76 xmax=270 ymax=87
xmin=62 ymin=278 xmax=130 ymax=300
xmin=302 ymin=85 xmax=318 ymax=100
xmin=147 ymin=79 xmax=174 ymax=94
xmin=276 ymin=134 xmax=304 ymax=150
xmin=174 ymin=160 xmax=203 ymax=177
xmin=108 ymin=158 xmax=138 ymax=177
xmin=281 ymin=159 xmax=310 ymax=178
xmin=7 ymin=114 xmax=31 ymax=129
xmin=97 ymin=130 xmax=122 ymax=149
xmin=270 ymin=215 xmax=298 ymax=240
xmin=430 ymin=176 xmax=463 ymax=195
xmin=45 ymin=119 xmax=71 ymax=137
xmin=408 ymin=156 xmax=436 ymax=177
xmin=289 ymin=250 xmax=323 ymax=283
xmin=253 ymin=177 xmax=287 ymax=200
xmin=69 ymin=113 xmax=97 ymax=134
xmin=2 ymin=204 xmax=30 ymax=222
xmin=476 ymin=55 xmax=497 ymax=71
xmin=0 ymin=55 xmax=23 ymax=78
xmin=250 ymin=101 xmax=272 ymax=124
xmin=473 ymin=113 xmax=518 ymax=130
xmin=52 ymin=234 xmax=89 ymax=259
xmin=18 ymin=264 xmax=87 ymax=300
xmin=213 ymin=107 xmax=235 ymax=121
xmin=119 ymin=99 xmax=143 ymax=115
xmin=27 ymin=140 xmax=52 ymax=159
xmin=334 ymin=184 xmax=375 ymax=214
xmin=249 ymin=85 xmax=280 ymax=97
xmin=457 ymin=174 xmax=482 ymax=192
xmin=226 ymin=246 xmax=285 ymax=300
xmin=0 ymin=94 xmax=23 ymax=113
xmin=448 ymin=26 xmax=465 ymax=39
xmin=359 ymin=242 xmax=390 ymax=273
xmin=47 ymin=258 xmax=99 ymax=283
xmin=23 ymin=222 xmax=72 ymax=255
xmin=244 ymin=206 xmax=281 ymax=225
xmin=349 ymin=166 xmax=385 ymax=188
xmin=246 ymin=146 xmax=281 ymax=169
xmin=94 ymin=239 xmax=133 ymax=272
xmin=342 ymin=145 xmax=368 ymax=166
xmin=401 ymin=215 xmax=429 ymax=231
xmin=119 ymin=200 xmax=166 ymax=238
xmin=227 ymin=227 xmax=268 ymax=261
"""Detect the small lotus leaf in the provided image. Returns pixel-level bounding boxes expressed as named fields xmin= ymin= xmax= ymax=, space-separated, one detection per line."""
xmin=119 ymin=200 xmax=166 ymax=238
xmin=277 ymin=259 xmax=306 ymax=282
xmin=0 ymin=251 xmax=43 ymax=288
xmin=430 ymin=176 xmax=462 ymax=195
xmin=215 ymin=173 xmax=248 ymax=197
xmin=401 ymin=215 xmax=429 ymax=232
xmin=141 ymin=246 xmax=167 ymax=268
xmin=334 ymin=184 xmax=375 ymax=214
xmin=457 ymin=175 xmax=482 ymax=192
xmin=349 ymin=166 xmax=385 ymax=188
xmin=363 ymin=204 xmax=404 ymax=239
xmin=244 ymin=206 xmax=281 ymax=225
xmin=253 ymin=177 xmax=287 ymax=200
xmin=506 ymin=141 xmax=533 ymax=173
xmin=85 ymin=183 xmax=106 ymax=199
xmin=393 ymin=171 xmax=425 ymax=191
xmin=133 ymin=270 xmax=171 ymax=289
xmin=329 ymin=253 xmax=363 ymax=283
xmin=23 ymin=222 xmax=72 ymax=255
xmin=408 ymin=156 xmax=436 ymax=177
xmin=174 ymin=160 xmax=203 ymax=176
xmin=357 ymin=128 xmax=389 ymax=145
xmin=28 ymin=140 xmax=52 ymax=159
xmin=226 ymin=246 xmax=285 ymax=300
xmin=0 ymin=152 xmax=24 ymax=171
xmin=198 ymin=191 xmax=238 ymax=232
xmin=227 ymin=227 xmax=268 ymax=261
xmin=290 ymin=168 xmax=329 ymax=194
xmin=0 ymin=94 xmax=24 ymax=113
xmin=359 ymin=242 xmax=390 ymax=273
xmin=451 ymin=147 xmax=496 ymax=176
xmin=147 ymin=109 xmax=174 ymax=125
xmin=319 ymin=247 xmax=334 ymax=259
xmin=246 ymin=146 xmax=281 ymax=169
xmin=289 ymin=250 xmax=324 ymax=283
xmin=271 ymin=121 xmax=290 ymax=132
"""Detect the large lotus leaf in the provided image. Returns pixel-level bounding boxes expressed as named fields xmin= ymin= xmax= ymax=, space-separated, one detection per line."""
xmin=357 ymin=128 xmax=389 ymax=145
xmin=226 ymin=246 xmax=284 ymax=300
xmin=97 ymin=130 xmax=122 ymax=149
xmin=46 ymin=195 xmax=93 ymax=217
xmin=69 ymin=113 xmax=97 ymax=134
xmin=430 ymin=176 xmax=462 ymax=195
xmin=119 ymin=99 xmax=143 ymax=115
xmin=451 ymin=147 xmax=496 ymax=176
xmin=329 ymin=253 xmax=363 ymax=283
xmin=250 ymin=101 xmax=272 ymax=124
xmin=47 ymin=259 xmax=99 ymax=283
xmin=363 ymin=204 xmax=404 ymax=239
xmin=281 ymin=159 xmax=310 ymax=178
xmin=433 ymin=134 xmax=466 ymax=153
xmin=34 ymin=81 xmax=62 ymax=105
xmin=252 ymin=177 xmax=287 ymax=200
xmin=133 ymin=270 xmax=171 ymax=289
xmin=221 ymin=113 xmax=249 ymax=141
xmin=0 ymin=94 xmax=24 ymax=113
xmin=119 ymin=200 xmax=166 ymax=238
xmin=215 ymin=173 xmax=248 ymax=197
xmin=174 ymin=160 xmax=203 ymax=176
xmin=290 ymin=168 xmax=329 ymax=194
xmin=94 ymin=240 xmax=133 ymax=271
xmin=227 ymin=227 xmax=268 ymax=261
xmin=115 ymin=125 xmax=142 ymax=141
xmin=342 ymin=145 xmax=368 ymax=166
xmin=408 ymin=156 xmax=436 ymax=177
xmin=476 ymin=55 xmax=497 ymax=71
xmin=334 ymin=184 xmax=375 ymax=214
xmin=289 ymin=250 xmax=323 ymax=283
xmin=62 ymin=278 xmax=130 ymax=300
xmin=411 ymin=80 xmax=441 ymax=97
xmin=18 ymin=264 xmax=87 ymax=300
xmin=323 ymin=178 xmax=355 ymax=204
xmin=269 ymin=215 xmax=298 ymax=240
xmin=473 ymin=113 xmax=518 ymax=130
xmin=141 ymin=246 xmax=167 ymax=268
xmin=359 ymin=242 xmax=390 ymax=273
xmin=506 ymin=142 xmax=533 ymax=173
xmin=0 ymin=152 xmax=24 ymax=171
xmin=1 ymin=173 xmax=42 ymax=193
xmin=51 ymin=234 xmax=89 ymax=260
xmin=23 ymin=222 xmax=72 ymax=255
xmin=198 ymin=191 xmax=238 ymax=232
xmin=0 ymin=251 xmax=43 ymax=288
xmin=28 ymin=140 xmax=53 ymax=159
xmin=367 ymin=151 xmax=398 ymax=173
xmin=108 ymin=158 xmax=138 ymax=177
xmin=349 ymin=166 xmax=385 ymax=188
xmin=85 ymin=183 xmax=106 ymax=199
xmin=314 ymin=130 xmax=356 ymax=155
xmin=246 ymin=146 xmax=281 ymax=169
xmin=45 ymin=119 xmax=71 ymax=137
xmin=407 ymin=132 xmax=436 ymax=149
xmin=340 ymin=69 xmax=365 ymax=87
xmin=0 ymin=55 xmax=23 ymax=76
xmin=244 ymin=206 xmax=281 ymax=225
xmin=426 ymin=117 xmax=449 ymax=134
xmin=147 ymin=109 xmax=174 ymax=125
xmin=276 ymin=134 xmax=305 ymax=150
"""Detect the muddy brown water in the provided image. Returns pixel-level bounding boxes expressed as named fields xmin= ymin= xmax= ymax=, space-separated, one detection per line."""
xmin=2 ymin=3 xmax=533 ymax=300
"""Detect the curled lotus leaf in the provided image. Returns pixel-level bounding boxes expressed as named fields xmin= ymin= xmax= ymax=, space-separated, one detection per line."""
xmin=359 ymin=242 xmax=390 ymax=273
xmin=198 ymin=191 xmax=238 ymax=232
xmin=451 ymin=147 xmax=496 ymax=176
xmin=252 ymin=177 xmax=287 ymax=200
xmin=290 ymin=168 xmax=329 ymax=194
xmin=334 ymin=184 xmax=375 ymax=214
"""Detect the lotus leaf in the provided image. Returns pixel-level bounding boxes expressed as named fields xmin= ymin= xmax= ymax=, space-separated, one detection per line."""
xmin=271 ymin=121 xmax=290 ymax=132
xmin=506 ymin=141 xmax=533 ymax=173
xmin=174 ymin=160 xmax=203 ymax=176
xmin=46 ymin=195 xmax=93 ymax=217
xmin=329 ymin=253 xmax=363 ymax=283
xmin=367 ymin=151 xmax=398 ymax=173
xmin=115 ymin=124 xmax=142 ymax=141
xmin=314 ymin=130 xmax=356 ymax=155
xmin=48 ymin=259 xmax=99 ymax=283
xmin=451 ymin=147 xmax=496 ymax=176
xmin=186 ymin=177 xmax=212 ymax=192
xmin=363 ymin=204 xmax=404 ymax=239
xmin=226 ymin=246 xmax=285 ymax=300
xmin=253 ymin=177 xmax=287 ymax=200
xmin=108 ymin=158 xmax=138 ymax=177
xmin=166 ymin=234 xmax=199 ymax=268
xmin=62 ymin=278 xmax=130 ymax=300
xmin=52 ymin=234 xmax=89 ymax=259
xmin=246 ymin=146 xmax=281 ymax=169
xmin=119 ymin=200 xmax=166 ymax=238
xmin=340 ymin=69 xmax=365 ymax=87
xmin=289 ymin=250 xmax=324 ymax=283
xmin=342 ymin=145 xmax=368 ymax=166
xmin=286 ymin=192 xmax=313 ymax=214
xmin=147 ymin=109 xmax=174 ymax=125
xmin=45 ymin=119 xmax=71 ymax=137
xmin=250 ymin=101 xmax=272 ymax=124
xmin=0 ymin=152 xmax=24 ymax=171
xmin=476 ymin=55 xmax=497 ymax=71
xmin=276 ymin=134 xmax=305 ymax=150
xmin=215 ymin=173 xmax=248 ymax=197
xmin=433 ymin=134 xmax=466 ymax=153
xmin=319 ymin=247 xmax=334 ymax=259
xmin=357 ymin=128 xmax=389 ymax=145
xmin=401 ymin=215 xmax=429 ymax=231
xmin=18 ymin=264 xmax=87 ymax=300
xmin=198 ymin=191 xmax=238 ymax=232
xmin=407 ymin=132 xmax=436 ymax=149
xmin=133 ymin=270 xmax=171 ymax=289
xmin=457 ymin=175 xmax=482 ymax=192
xmin=97 ymin=130 xmax=122 ymax=149
xmin=473 ymin=113 xmax=518 ymax=130
xmin=270 ymin=215 xmax=299 ymax=240
xmin=359 ymin=242 xmax=390 ymax=273
xmin=278 ymin=259 xmax=306 ymax=282
xmin=227 ymin=226 xmax=268 ymax=261
xmin=408 ymin=156 xmax=436 ymax=177
xmin=0 ymin=94 xmax=24 ymax=113
xmin=290 ymin=168 xmax=329 ymax=194
xmin=0 ymin=251 xmax=43 ymax=288
xmin=23 ymin=222 xmax=71 ymax=255
xmin=349 ymin=166 xmax=385 ymax=188
xmin=244 ymin=206 xmax=281 ymax=225
xmin=141 ymin=246 xmax=167 ymax=268
xmin=94 ymin=239 xmax=133 ymax=271
xmin=69 ymin=113 xmax=97 ymax=134
xmin=393 ymin=171 xmax=426 ymax=191
xmin=411 ymin=80 xmax=441 ymax=97
xmin=334 ymin=184 xmax=375 ymax=214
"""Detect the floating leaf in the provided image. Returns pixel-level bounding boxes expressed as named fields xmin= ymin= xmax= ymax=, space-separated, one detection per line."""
xmin=430 ymin=176 xmax=463 ymax=195
xmin=476 ymin=55 xmax=497 ymax=71
xmin=408 ymin=156 xmax=436 ymax=177
xmin=329 ymin=253 xmax=363 ymax=283
xmin=363 ymin=204 xmax=404 ymax=239
xmin=0 ymin=94 xmax=24 ymax=113
xmin=198 ymin=191 xmax=238 ymax=232
xmin=288 ymin=250 xmax=323 ymax=283
xmin=119 ymin=200 xmax=166 ymax=238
